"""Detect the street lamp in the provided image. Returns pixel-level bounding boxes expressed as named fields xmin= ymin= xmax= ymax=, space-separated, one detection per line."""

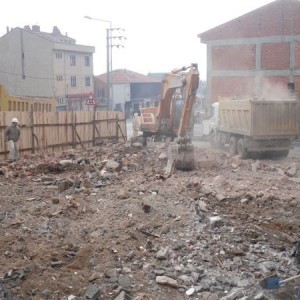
xmin=84 ymin=16 xmax=126 ymax=111
xmin=84 ymin=16 xmax=112 ymax=109
xmin=105 ymin=28 xmax=126 ymax=111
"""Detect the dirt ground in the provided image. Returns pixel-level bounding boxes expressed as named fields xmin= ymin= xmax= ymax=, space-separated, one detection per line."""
xmin=0 ymin=139 xmax=299 ymax=300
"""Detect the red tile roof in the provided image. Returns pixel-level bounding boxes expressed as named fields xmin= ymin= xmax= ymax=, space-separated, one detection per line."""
xmin=199 ymin=0 xmax=300 ymax=42
xmin=96 ymin=69 xmax=161 ymax=84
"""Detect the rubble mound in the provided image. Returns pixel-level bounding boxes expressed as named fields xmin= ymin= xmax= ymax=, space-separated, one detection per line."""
xmin=0 ymin=141 xmax=299 ymax=299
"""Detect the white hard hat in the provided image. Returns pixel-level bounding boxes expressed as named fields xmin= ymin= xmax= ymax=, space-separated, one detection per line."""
xmin=12 ymin=118 xmax=19 ymax=123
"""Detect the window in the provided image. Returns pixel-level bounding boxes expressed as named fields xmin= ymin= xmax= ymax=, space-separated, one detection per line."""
xmin=57 ymin=97 xmax=65 ymax=104
xmin=70 ymin=55 xmax=76 ymax=66
xmin=56 ymin=52 xmax=62 ymax=59
xmin=71 ymin=76 xmax=77 ymax=87
xmin=85 ymin=76 xmax=91 ymax=86
xmin=56 ymin=75 xmax=63 ymax=82
xmin=97 ymin=88 xmax=105 ymax=97
xmin=84 ymin=56 xmax=90 ymax=66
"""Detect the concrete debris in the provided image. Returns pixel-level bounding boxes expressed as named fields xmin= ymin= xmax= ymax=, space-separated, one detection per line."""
xmin=186 ymin=287 xmax=195 ymax=296
xmin=84 ymin=284 xmax=101 ymax=299
xmin=209 ymin=215 xmax=223 ymax=230
xmin=0 ymin=140 xmax=299 ymax=299
xmin=155 ymin=276 xmax=179 ymax=288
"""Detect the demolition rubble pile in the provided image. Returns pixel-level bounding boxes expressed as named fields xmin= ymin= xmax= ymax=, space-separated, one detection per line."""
xmin=0 ymin=140 xmax=299 ymax=300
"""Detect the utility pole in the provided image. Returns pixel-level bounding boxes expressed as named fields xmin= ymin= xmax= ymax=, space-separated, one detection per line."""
xmin=84 ymin=16 xmax=126 ymax=111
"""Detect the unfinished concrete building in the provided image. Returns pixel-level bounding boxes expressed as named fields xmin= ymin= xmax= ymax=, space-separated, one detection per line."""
xmin=198 ymin=0 xmax=300 ymax=106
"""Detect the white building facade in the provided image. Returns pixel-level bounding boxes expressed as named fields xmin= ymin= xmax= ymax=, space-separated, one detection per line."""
xmin=0 ymin=25 xmax=95 ymax=111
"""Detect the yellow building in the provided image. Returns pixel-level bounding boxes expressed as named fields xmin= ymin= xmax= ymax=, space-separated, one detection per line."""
xmin=0 ymin=84 xmax=56 ymax=112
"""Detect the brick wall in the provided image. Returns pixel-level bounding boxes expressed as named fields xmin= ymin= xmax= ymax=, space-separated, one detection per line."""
xmin=295 ymin=42 xmax=300 ymax=69
xmin=200 ymin=0 xmax=300 ymax=104
xmin=261 ymin=43 xmax=290 ymax=70
xmin=211 ymin=77 xmax=255 ymax=100
xmin=212 ymin=45 xmax=256 ymax=71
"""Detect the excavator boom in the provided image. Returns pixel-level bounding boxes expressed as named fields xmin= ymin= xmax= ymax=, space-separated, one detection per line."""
xmin=168 ymin=63 xmax=199 ymax=170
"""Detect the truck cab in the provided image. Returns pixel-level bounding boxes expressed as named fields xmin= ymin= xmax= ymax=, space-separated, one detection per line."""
xmin=208 ymin=102 xmax=219 ymax=133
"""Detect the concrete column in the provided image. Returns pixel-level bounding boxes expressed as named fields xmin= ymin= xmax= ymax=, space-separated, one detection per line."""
xmin=255 ymin=42 xmax=262 ymax=97
xmin=206 ymin=44 xmax=212 ymax=107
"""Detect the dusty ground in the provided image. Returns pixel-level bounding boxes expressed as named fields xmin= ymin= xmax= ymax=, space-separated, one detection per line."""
xmin=0 ymin=139 xmax=300 ymax=300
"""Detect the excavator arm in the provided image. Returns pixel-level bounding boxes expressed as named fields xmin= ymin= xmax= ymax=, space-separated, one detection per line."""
xmin=155 ymin=70 xmax=184 ymax=132
xmin=177 ymin=63 xmax=199 ymax=142
xmin=168 ymin=63 xmax=200 ymax=170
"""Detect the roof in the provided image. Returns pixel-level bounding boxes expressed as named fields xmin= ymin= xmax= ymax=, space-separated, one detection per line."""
xmin=96 ymin=69 xmax=161 ymax=84
xmin=35 ymin=32 xmax=76 ymax=44
xmin=13 ymin=25 xmax=76 ymax=44
xmin=199 ymin=0 xmax=300 ymax=42
xmin=34 ymin=26 xmax=75 ymax=44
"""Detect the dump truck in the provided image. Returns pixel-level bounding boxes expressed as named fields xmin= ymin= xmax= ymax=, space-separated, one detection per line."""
xmin=209 ymin=99 xmax=299 ymax=158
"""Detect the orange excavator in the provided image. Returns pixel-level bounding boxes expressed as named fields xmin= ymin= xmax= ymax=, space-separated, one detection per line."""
xmin=132 ymin=63 xmax=199 ymax=170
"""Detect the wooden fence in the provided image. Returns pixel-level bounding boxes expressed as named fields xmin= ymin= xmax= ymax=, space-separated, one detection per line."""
xmin=0 ymin=110 xmax=127 ymax=160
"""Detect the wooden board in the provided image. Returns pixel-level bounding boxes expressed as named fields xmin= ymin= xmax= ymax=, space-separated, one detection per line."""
xmin=0 ymin=111 xmax=127 ymax=159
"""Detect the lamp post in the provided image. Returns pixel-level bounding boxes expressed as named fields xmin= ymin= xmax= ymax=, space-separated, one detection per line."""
xmin=84 ymin=16 xmax=126 ymax=111
xmin=84 ymin=16 xmax=112 ymax=109
xmin=107 ymin=28 xmax=126 ymax=111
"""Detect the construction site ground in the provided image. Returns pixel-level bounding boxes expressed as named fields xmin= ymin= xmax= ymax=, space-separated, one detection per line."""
xmin=0 ymin=132 xmax=300 ymax=300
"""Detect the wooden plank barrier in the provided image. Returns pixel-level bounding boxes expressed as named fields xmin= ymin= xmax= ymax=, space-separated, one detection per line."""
xmin=0 ymin=111 xmax=126 ymax=160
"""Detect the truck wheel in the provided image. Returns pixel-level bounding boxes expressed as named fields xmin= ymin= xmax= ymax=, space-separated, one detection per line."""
xmin=216 ymin=132 xmax=225 ymax=150
xmin=229 ymin=136 xmax=237 ymax=156
xmin=237 ymin=138 xmax=248 ymax=159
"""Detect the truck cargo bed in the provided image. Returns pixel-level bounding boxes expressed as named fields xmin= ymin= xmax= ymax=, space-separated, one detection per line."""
xmin=219 ymin=99 xmax=299 ymax=139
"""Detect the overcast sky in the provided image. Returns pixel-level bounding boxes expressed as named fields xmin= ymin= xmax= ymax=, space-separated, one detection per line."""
xmin=1 ymin=0 xmax=274 ymax=78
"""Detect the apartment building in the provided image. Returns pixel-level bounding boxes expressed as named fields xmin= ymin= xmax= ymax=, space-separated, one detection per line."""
xmin=0 ymin=25 xmax=95 ymax=111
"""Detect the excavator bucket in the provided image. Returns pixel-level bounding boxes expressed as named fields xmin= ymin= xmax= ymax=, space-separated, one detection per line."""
xmin=168 ymin=144 xmax=195 ymax=171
